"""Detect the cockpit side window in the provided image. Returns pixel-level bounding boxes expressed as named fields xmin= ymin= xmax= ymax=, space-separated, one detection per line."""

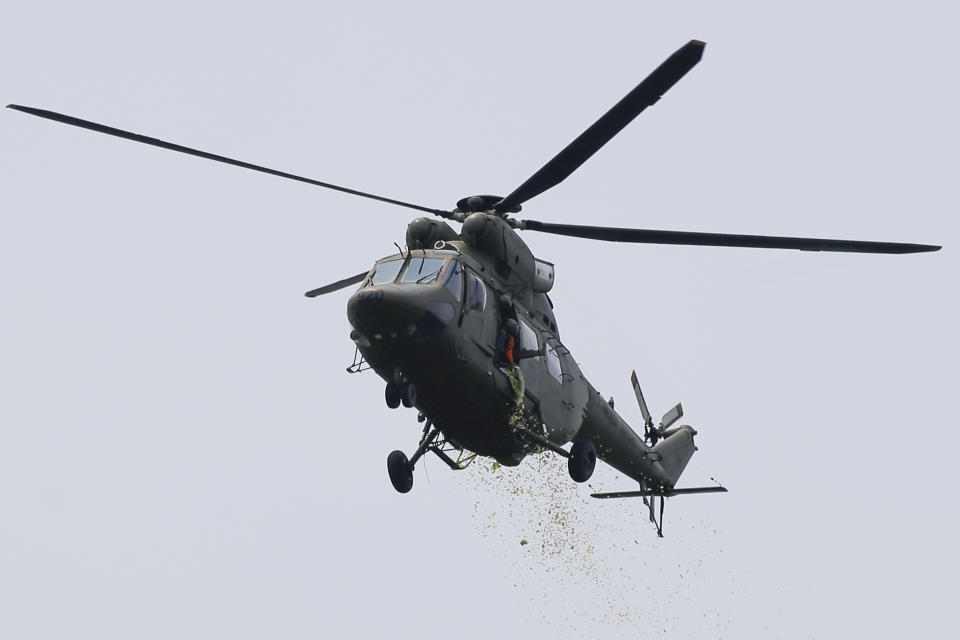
xmin=398 ymin=256 xmax=447 ymax=284
xmin=443 ymin=260 xmax=464 ymax=301
xmin=368 ymin=258 xmax=405 ymax=286
xmin=466 ymin=272 xmax=487 ymax=312
xmin=545 ymin=342 xmax=563 ymax=383
xmin=518 ymin=318 xmax=538 ymax=352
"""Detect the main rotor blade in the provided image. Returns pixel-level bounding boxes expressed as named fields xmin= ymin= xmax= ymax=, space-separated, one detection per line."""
xmin=7 ymin=104 xmax=451 ymax=218
xmin=520 ymin=220 xmax=941 ymax=254
xmin=304 ymin=272 xmax=368 ymax=297
xmin=494 ymin=40 xmax=705 ymax=214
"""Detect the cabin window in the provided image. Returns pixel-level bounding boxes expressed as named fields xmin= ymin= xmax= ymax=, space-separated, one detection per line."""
xmin=518 ymin=318 xmax=538 ymax=352
xmin=466 ymin=272 xmax=487 ymax=312
xmin=533 ymin=293 xmax=557 ymax=333
xmin=369 ymin=258 xmax=404 ymax=286
xmin=545 ymin=343 xmax=563 ymax=383
xmin=398 ymin=256 xmax=446 ymax=284
xmin=443 ymin=260 xmax=464 ymax=301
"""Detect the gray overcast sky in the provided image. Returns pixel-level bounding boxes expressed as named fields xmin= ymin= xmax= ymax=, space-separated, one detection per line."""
xmin=2 ymin=2 xmax=957 ymax=638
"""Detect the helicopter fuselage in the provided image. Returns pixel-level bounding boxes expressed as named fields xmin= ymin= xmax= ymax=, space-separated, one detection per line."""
xmin=346 ymin=215 xmax=690 ymax=488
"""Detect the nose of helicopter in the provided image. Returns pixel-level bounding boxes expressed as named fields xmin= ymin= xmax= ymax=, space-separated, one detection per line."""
xmin=347 ymin=286 xmax=455 ymax=342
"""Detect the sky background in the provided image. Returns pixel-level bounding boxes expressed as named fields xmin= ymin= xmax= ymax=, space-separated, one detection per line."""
xmin=1 ymin=2 xmax=957 ymax=638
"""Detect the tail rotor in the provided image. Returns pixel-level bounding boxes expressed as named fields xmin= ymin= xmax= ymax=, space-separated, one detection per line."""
xmin=591 ymin=372 xmax=728 ymax=537
xmin=631 ymin=370 xmax=683 ymax=446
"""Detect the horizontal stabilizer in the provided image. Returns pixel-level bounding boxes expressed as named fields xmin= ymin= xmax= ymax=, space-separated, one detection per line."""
xmin=591 ymin=486 xmax=727 ymax=499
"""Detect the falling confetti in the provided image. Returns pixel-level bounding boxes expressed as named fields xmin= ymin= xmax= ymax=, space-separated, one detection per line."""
xmin=453 ymin=438 xmax=740 ymax=637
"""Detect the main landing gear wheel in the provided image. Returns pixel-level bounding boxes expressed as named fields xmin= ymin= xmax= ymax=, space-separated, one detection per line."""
xmin=385 ymin=382 xmax=401 ymax=409
xmin=400 ymin=381 xmax=417 ymax=408
xmin=387 ymin=450 xmax=414 ymax=493
xmin=568 ymin=439 xmax=597 ymax=483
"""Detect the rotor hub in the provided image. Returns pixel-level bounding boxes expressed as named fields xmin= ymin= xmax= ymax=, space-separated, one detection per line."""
xmin=454 ymin=195 xmax=521 ymax=215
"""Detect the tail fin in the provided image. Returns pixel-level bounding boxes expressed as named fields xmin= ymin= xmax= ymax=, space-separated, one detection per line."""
xmin=652 ymin=425 xmax=697 ymax=486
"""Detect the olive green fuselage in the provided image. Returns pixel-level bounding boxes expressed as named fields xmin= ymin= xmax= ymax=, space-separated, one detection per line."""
xmin=346 ymin=214 xmax=687 ymax=487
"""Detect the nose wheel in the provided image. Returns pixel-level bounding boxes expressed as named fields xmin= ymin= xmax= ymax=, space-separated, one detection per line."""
xmin=385 ymin=383 xmax=401 ymax=409
xmin=400 ymin=381 xmax=416 ymax=407
xmin=385 ymin=381 xmax=417 ymax=409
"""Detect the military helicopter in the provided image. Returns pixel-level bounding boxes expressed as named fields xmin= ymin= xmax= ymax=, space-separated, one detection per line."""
xmin=9 ymin=40 xmax=939 ymax=536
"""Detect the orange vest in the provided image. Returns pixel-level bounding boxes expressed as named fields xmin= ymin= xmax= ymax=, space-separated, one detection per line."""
xmin=504 ymin=335 xmax=516 ymax=363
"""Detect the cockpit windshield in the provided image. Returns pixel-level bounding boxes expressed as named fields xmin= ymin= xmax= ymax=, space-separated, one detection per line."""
xmin=368 ymin=258 xmax=405 ymax=286
xmin=364 ymin=255 xmax=450 ymax=287
xmin=398 ymin=257 xmax=447 ymax=284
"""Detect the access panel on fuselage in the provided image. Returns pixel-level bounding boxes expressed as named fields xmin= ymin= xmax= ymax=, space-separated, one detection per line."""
xmin=515 ymin=310 xmax=587 ymax=444
xmin=457 ymin=267 xmax=498 ymax=357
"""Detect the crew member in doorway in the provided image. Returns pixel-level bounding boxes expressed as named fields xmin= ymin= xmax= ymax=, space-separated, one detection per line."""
xmin=498 ymin=310 xmax=525 ymax=407
xmin=504 ymin=331 xmax=516 ymax=365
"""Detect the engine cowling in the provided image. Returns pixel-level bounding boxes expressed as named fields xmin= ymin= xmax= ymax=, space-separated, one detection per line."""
xmin=405 ymin=217 xmax=460 ymax=250
xmin=460 ymin=212 xmax=552 ymax=292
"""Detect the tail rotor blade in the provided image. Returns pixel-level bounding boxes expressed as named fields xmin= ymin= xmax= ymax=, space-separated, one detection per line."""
xmin=661 ymin=403 xmax=683 ymax=430
xmin=647 ymin=497 xmax=656 ymax=525
xmin=631 ymin=370 xmax=653 ymax=428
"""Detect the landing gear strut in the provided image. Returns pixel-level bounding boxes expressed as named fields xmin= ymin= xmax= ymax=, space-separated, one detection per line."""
xmin=507 ymin=422 xmax=597 ymax=485
xmin=386 ymin=420 xmax=476 ymax=494
xmin=386 ymin=422 xmax=438 ymax=494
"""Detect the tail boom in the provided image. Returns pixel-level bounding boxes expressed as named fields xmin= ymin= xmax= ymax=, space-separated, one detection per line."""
xmin=576 ymin=383 xmax=698 ymax=489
